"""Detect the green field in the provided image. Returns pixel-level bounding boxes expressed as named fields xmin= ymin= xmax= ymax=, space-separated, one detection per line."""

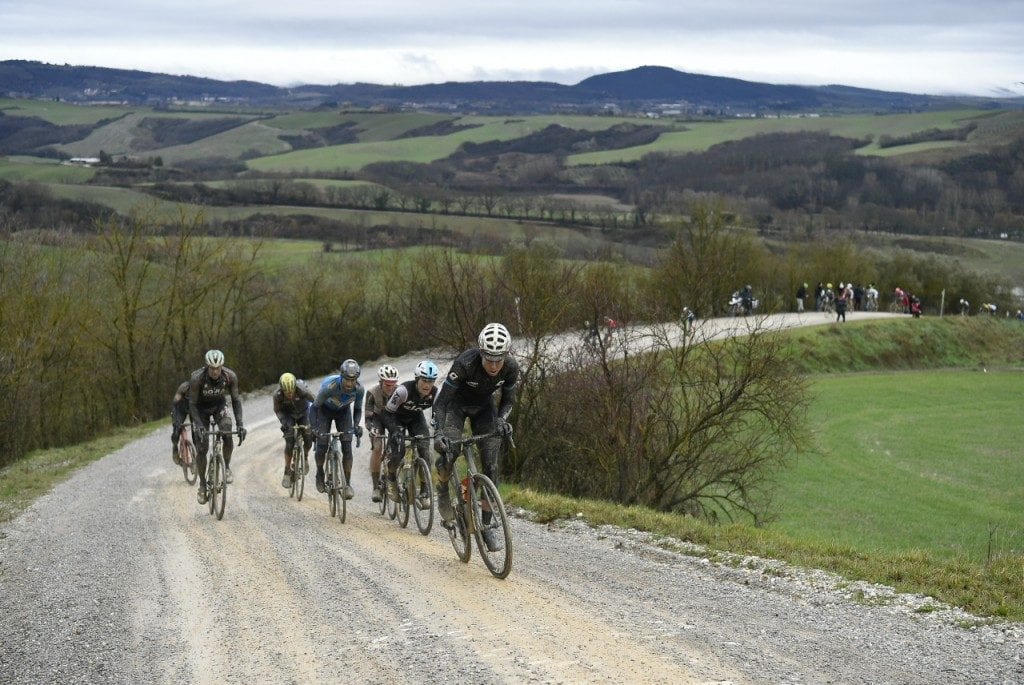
xmin=567 ymin=109 xmax=1013 ymax=165
xmin=0 ymin=98 xmax=133 ymax=125
xmin=778 ymin=369 xmax=1023 ymax=561
xmin=247 ymin=113 xmax=661 ymax=173
xmin=0 ymin=155 xmax=95 ymax=183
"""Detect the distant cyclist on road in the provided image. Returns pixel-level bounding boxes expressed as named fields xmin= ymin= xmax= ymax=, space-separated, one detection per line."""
xmin=364 ymin=364 xmax=400 ymax=502
xmin=188 ymin=349 xmax=246 ymax=505
xmin=310 ymin=359 xmax=364 ymax=498
xmin=380 ymin=360 xmax=439 ymax=502
xmin=273 ymin=372 xmax=315 ymax=488
xmin=433 ymin=323 xmax=519 ymax=552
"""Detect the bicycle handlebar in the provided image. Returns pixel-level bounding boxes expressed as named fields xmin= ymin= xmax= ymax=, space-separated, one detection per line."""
xmin=314 ymin=428 xmax=361 ymax=449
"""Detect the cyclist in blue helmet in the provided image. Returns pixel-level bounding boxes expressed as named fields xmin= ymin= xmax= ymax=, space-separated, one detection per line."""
xmin=380 ymin=360 xmax=439 ymax=501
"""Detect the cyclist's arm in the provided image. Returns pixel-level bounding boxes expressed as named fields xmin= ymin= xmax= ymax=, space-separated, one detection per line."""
xmin=227 ymin=369 xmax=244 ymax=427
xmin=187 ymin=372 xmax=204 ymax=427
xmin=495 ymin=363 xmax=519 ymax=421
xmin=352 ymin=385 xmax=365 ymax=429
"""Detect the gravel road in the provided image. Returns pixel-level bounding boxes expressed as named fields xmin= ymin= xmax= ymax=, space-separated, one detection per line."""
xmin=2 ymin=313 xmax=1021 ymax=684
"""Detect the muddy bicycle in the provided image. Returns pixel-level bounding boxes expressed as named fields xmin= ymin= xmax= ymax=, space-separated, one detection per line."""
xmin=286 ymin=424 xmax=310 ymax=501
xmin=388 ymin=428 xmax=434 ymax=535
xmin=440 ymin=431 xmax=513 ymax=579
xmin=318 ymin=428 xmax=359 ymax=522
xmin=199 ymin=424 xmax=242 ymax=521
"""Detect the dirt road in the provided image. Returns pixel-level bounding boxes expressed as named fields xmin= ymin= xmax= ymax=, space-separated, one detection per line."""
xmin=2 ymin=312 xmax=1020 ymax=683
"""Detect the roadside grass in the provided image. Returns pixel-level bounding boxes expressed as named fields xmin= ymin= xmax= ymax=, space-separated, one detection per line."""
xmin=504 ymin=486 xmax=1024 ymax=621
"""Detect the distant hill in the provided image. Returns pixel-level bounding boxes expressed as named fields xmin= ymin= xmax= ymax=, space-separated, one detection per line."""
xmin=1 ymin=60 xmax=1021 ymax=114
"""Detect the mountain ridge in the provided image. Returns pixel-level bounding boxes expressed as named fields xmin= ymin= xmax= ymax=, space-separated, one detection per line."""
xmin=1 ymin=59 xmax=1020 ymax=115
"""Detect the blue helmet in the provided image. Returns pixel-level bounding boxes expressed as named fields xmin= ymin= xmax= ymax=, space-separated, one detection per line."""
xmin=414 ymin=360 xmax=439 ymax=381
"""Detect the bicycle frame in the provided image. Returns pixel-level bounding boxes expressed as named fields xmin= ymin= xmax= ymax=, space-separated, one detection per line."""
xmin=200 ymin=420 xmax=240 ymax=521
xmin=443 ymin=431 xmax=514 ymax=579
xmin=318 ymin=428 xmax=359 ymax=522
xmin=288 ymin=424 xmax=309 ymax=501
xmin=391 ymin=427 xmax=434 ymax=535
xmin=177 ymin=422 xmax=197 ymax=485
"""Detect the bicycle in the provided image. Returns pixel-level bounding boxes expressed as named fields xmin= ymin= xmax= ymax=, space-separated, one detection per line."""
xmin=199 ymin=423 xmax=242 ymax=521
xmin=287 ymin=424 xmax=310 ymax=501
xmin=439 ymin=431 xmax=513 ymax=579
xmin=318 ymin=428 xmax=359 ymax=523
xmin=176 ymin=422 xmax=197 ymax=485
xmin=389 ymin=427 xmax=435 ymax=535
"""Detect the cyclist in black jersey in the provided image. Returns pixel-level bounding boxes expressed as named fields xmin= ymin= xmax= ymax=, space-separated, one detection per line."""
xmin=273 ymin=372 xmax=315 ymax=488
xmin=433 ymin=323 xmax=518 ymax=551
xmin=380 ymin=360 xmax=438 ymax=501
xmin=188 ymin=349 xmax=246 ymax=505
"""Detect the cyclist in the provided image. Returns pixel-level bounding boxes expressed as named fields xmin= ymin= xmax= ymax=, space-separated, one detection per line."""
xmin=364 ymin=364 xmax=399 ymax=502
xmin=310 ymin=358 xmax=364 ymax=498
xmin=273 ymin=372 xmax=315 ymax=488
xmin=433 ymin=323 xmax=519 ymax=551
xmin=170 ymin=379 xmax=191 ymax=465
xmin=381 ymin=360 xmax=439 ymax=503
xmin=188 ymin=349 xmax=246 ymax=505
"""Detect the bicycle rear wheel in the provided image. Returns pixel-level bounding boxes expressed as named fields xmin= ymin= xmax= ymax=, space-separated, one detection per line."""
xmin=397 ymin=466 xmax=411 ymax=528
xmin=213 ymin=452 xmax=227 ymax=521
xmin=181 ymin=440 xmax=197 ymax=485
xmin=378 ymin=477 xmax=388 ymax=515
xmin=412 ymin=458 xmax=434 ymax=536
xmin=386 ymin=481 xmax=398 ymax=520
xmin=471 ymin=474 xmax=512 ymax=579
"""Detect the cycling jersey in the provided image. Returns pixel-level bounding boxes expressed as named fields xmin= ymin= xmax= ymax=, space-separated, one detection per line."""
xmin=188 ymin=366 xmax=243 ymax=428
xmin=434 ymin=349 xmax=518 ymax=420
xmin=273 ymin=379 xmax=315 ymax=422
xmin=385 ymin=379 xmax=437 ymax=418
xmin=313 ymin=374 xmax=364 ymax=417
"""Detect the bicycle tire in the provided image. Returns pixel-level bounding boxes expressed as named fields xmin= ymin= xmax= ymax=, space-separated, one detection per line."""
xmin=213 ymin=452 xmax=227 ymax=520
xmin=412 ymin=458 xmax=434 ymax=536
xmin=333 ymin=454 xmax=347 ymax=523
xmin=294 ymin=444 xmax=305 ymax=502
xmin=181 ymin=440 xmax=197 ymax=485
xmin=206 ymin=455 xmax=215 ymax=516
xmin=471 ymin=474 xmax=512 ymax=579
xmin=446 ymin=475 xmax=471 ymax=563
xmin=328 ymin=455 xmax=338 ymax=518
xmin=378 ymin=479 xmax=388 ymax=515
xmin=397 ymin=464 xmax=411 ymax=528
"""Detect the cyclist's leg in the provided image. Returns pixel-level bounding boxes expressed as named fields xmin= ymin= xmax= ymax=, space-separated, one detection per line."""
xmin=338 ymin=411 xmax=355 ymax=496
xmin=435 ymin=405 xmax=469 ymax=520
xmin=469 ymin=407 xmax=501 ymax=489
xmin=282 ymin=423 xmax=296 ymax=475
xmin=217 ymin=409 xmax=234 ymax=467
xmin=367 ymin=416 xmax=384 ymax=492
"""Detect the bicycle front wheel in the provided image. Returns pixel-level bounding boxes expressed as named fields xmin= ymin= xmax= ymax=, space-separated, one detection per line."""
xmin=471 ymin=474 xmax=512 ymax=579
xmin=213 ymin=452 xmax=227 ymax=521
xmin=397 ymin=466 xmax=411 ymax=529
xmin=446 ymin=475 xmax=471 ymax=563
xmin=334 ymin=457 xmax=347 ymax=523
xmin=412 ymin=458 xmax=434 ymax=536
xmin=294 ymin=445 xmax=305 ymax=502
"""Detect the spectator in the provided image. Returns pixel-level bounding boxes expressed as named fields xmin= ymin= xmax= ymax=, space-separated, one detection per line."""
xmin=796 ymin=283 xmax=807 ymax=313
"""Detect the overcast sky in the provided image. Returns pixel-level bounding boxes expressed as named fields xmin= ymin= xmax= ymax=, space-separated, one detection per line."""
xmin=3 ymin=1 xmax=1023 ymax=96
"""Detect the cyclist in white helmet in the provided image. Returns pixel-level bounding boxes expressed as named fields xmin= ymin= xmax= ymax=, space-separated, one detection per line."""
xmin=364 ymin=363 xmax=399 ymax=502
xmin=188 ymin=349 xmax=245 ymax=505
xmin=433 ymin=323 xmax=519 ymax=551
xmin=381 ymin=360 xmax=439 ymax=502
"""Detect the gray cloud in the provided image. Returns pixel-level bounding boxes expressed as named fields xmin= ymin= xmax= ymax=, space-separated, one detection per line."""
xmin=1 ymin=0 xmax=1022 ymax=94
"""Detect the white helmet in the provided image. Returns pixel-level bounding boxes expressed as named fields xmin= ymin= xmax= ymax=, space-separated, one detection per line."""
xmin=377 ymin=364 xmax=399 ymax=381
xmin=204 ymin=349 xmax=224 ymax=368
xmin=339 ymin=359 xmax=361 ymax=379
xmin=478 ymin=323 xmax=511 ymax=359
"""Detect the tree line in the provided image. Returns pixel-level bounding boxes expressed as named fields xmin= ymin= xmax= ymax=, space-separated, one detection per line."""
xmin=2 ymin=202 xmax=1012 ymax=521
